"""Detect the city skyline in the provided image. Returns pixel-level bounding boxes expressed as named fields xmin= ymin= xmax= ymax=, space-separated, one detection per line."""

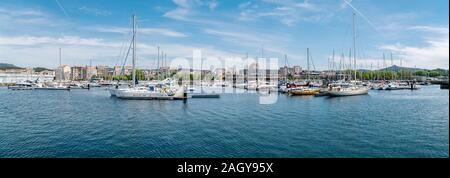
xmin=0 ymin=0 xmax=448 ymax=70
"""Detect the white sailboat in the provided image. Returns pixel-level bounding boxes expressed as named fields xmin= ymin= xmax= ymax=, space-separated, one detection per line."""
xmin=34 ymin=48 xmax=70 ymax=91
xmin=328 ymin=12 xmax=369 ymax=97
xmin=114 ymin=15 xmax=185 ymax=100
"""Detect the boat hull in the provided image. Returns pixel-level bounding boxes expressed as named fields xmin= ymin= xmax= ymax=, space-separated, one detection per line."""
xmin=290 ymin=89 xmax=320 ymax=95
xmin=8 ymin=86 xmax=33 ymax=90
xmin=328 ymin=88 xmax=369 ymax=96
xmin=34 ymin=87 xmax=70 ymax=91
xmin=115 ymin=88 xmax=186 ymax=100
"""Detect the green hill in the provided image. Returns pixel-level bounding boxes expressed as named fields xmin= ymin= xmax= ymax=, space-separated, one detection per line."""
xmin=0 ymin=63 xmax=23 ymax=69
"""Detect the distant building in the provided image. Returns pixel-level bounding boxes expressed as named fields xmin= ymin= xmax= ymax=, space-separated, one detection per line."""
xmin=96 ymin=65 xmax=113 ymax=78
xmin=279 ymin=67 xmax=294 ymax=80
xmin=293 ymin=66 xmax=302 ymax=74
xmin=85 ymin=66 xmax=97 ymax=79
xmin=71 ymin=66 xmax=86 ymax=80
xmin=215 ymin=68 xmax=226 ymax=81
xmin=55 ymin=65 xmax=71 ymax=81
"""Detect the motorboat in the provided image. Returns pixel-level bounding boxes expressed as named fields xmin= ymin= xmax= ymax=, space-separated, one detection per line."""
xmin=8 ymin=80 xmax=35 ymax=90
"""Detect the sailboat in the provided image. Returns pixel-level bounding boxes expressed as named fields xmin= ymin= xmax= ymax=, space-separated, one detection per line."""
xmin=34 ymin=48 xmax=70 ymax=91
xmin=290 ymin=48 xmax=320 ymax=96
xmin=328 ymin=12 xmax=369 ymax=97
xmin=114 ymin=15 xmax=186 ymax=100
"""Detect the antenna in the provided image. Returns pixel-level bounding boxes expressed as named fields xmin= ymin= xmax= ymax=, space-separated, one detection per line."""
xmin=59 ymin=48 xmax=62 ymax=81
xmin=157 ymin=46 xmax=160 ymax=70
xmin=332 ymin=49 xmax=335 ymax=72
xmin=352 ymin=12 xmax=357 ymax=81
xmin=132 ymin=14 xmax=137 ymax=88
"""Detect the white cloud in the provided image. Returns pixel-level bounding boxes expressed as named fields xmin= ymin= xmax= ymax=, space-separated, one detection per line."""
xmin=203 ymin=28 xmax=306 ymax=62
xmin=164 ymin=0 xmax=220 ymax=21
xmin=238 ymin=0 xmax=331 ymax=26
xmin=408 ymin=26 xmax=449 ymax=34
xmin=0 ymin=36 xmax=116 ymax=47
xmin=78 ymin=6 xmax=111 ymax=16
xmin=163 ymin=8 xmax=190 ymax=20
xmin=208 ymin=0 xmax=218 ymax=10
xmin=94 ymin=27 xmax=188 ymax=37
xmin=0 ymin=34 xmax=237 ymax=68
xmin=378 ymin=25 xmax=449 ymax=69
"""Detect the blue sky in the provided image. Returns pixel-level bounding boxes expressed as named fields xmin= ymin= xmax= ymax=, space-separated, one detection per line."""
xmin=0 ymin=0 xmax=448 ymax=69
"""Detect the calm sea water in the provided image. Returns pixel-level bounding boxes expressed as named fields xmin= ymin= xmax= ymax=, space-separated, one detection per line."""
xmin=0 ymin=85 xmax=448 ymax=158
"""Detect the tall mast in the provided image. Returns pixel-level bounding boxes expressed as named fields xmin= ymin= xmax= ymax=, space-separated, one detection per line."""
xmin=59 ymin=48 xmax=62 ymax=67
xmin=161 ymin=51 xmax=164 ymax=68
xmin=377 ymin=60 xmax=380 ymax=80
xmin=132 ymin=14 xmax=137 ymax=88
xmin=157 ymin=46 xmax=160 ymax=70
xmin=383 ymin=53 xmax=386 ymax=80
xmin=306 ymin=48 xmax=310 ymax=80
xmin=348 ymin=48 xmax=352 ymax=80
xmin=164 ymin=53 xmax=167 ymax=77
xmin=352 ymin=12 xmax=357 ymax=81
xmin=59 ymin=48 xmax=62 ymax=81
xmin=390 ymin=52 xmax=394 ymax=80
xmin=284 ymin=54 xmax=288 ymax=80
xmin=400 ymin=58 xmax=403 ymax=80
xmin=331 ymin=49 xmax=334 ymax=71
xmin=284 ymin=54 xmax=287 ymax=67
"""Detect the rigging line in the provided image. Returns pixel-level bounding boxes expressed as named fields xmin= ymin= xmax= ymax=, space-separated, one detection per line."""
xmin=55 ymin=0 xmax=70 ymax=18
xmin=113 ymin=19 xmax=133 ymax=72
xmin=120 ymin=33 xmax=135 ymax=76
xmin=343 ymin=0 xmax=377 ymax=30
xmin=113 ymin=29 xmax=132 ymax=75
xmin=310 ymin=51 xmax=316 ymax=71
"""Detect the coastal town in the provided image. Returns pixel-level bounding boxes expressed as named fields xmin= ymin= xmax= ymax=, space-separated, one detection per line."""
xmin=0 ymin=0 xmax=448 ymax=163
xmin=1 ymin=61 xmax=448 ymax=93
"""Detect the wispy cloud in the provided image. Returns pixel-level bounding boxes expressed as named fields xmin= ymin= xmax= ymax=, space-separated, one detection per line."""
xmin=0 ymin=34 xmax=235 ymax=68
xmin=238 ymin=0 xmax=332 ymax=26
xmin=78 ymin=6 xmax=111 ymax=16
xmin=164 ymin=0 xmax=220 ymax=21
xmin=94 ymin=27 xmax=188 ymax=37
xmin=0 ymin=7 xmax=59 ymax=29
xmin=408 ymin=25 xmax=449 ymax=34
xmin=0 ymin=36 xmax=116 ymax=47
xmin=203 ymin=28 xmax=305 ymax=61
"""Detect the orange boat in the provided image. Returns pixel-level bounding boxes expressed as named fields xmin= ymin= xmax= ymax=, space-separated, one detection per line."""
xmin=289 ymin=87 xmax=320 ymax=95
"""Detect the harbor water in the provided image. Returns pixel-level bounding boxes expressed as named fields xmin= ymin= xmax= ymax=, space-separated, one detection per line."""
xmin=0 ymin=85 xmax=448 ymax=157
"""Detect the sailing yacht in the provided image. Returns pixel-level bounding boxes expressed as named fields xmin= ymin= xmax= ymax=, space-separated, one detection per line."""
xmin=328 ymin=12 xmax=369 ymax=97
xmin=289 ymin=48 xmax=320 ymax=96
xmin=113 ymin=15 xmax=185 ymax=100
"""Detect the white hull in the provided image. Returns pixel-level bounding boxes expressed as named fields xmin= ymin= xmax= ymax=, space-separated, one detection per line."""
xmin=115 ymin=87 xmax=186 ymax=100
xmin=109 ymin=88 xmax=117 ymax=96
xmin=328 ymin=87 xmax=369 ymax=96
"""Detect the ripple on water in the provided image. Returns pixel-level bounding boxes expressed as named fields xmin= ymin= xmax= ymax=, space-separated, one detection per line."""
xmin=0 ymin=86 xmax=448 ymax=157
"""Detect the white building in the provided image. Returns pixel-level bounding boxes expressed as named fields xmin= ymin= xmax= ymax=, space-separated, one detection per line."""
xmin=0 ymin=73 xmax=54 ymax=84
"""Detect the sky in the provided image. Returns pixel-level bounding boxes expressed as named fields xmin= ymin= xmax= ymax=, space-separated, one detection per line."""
xmin=0 ymin=0 xmax=448 ymax=70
